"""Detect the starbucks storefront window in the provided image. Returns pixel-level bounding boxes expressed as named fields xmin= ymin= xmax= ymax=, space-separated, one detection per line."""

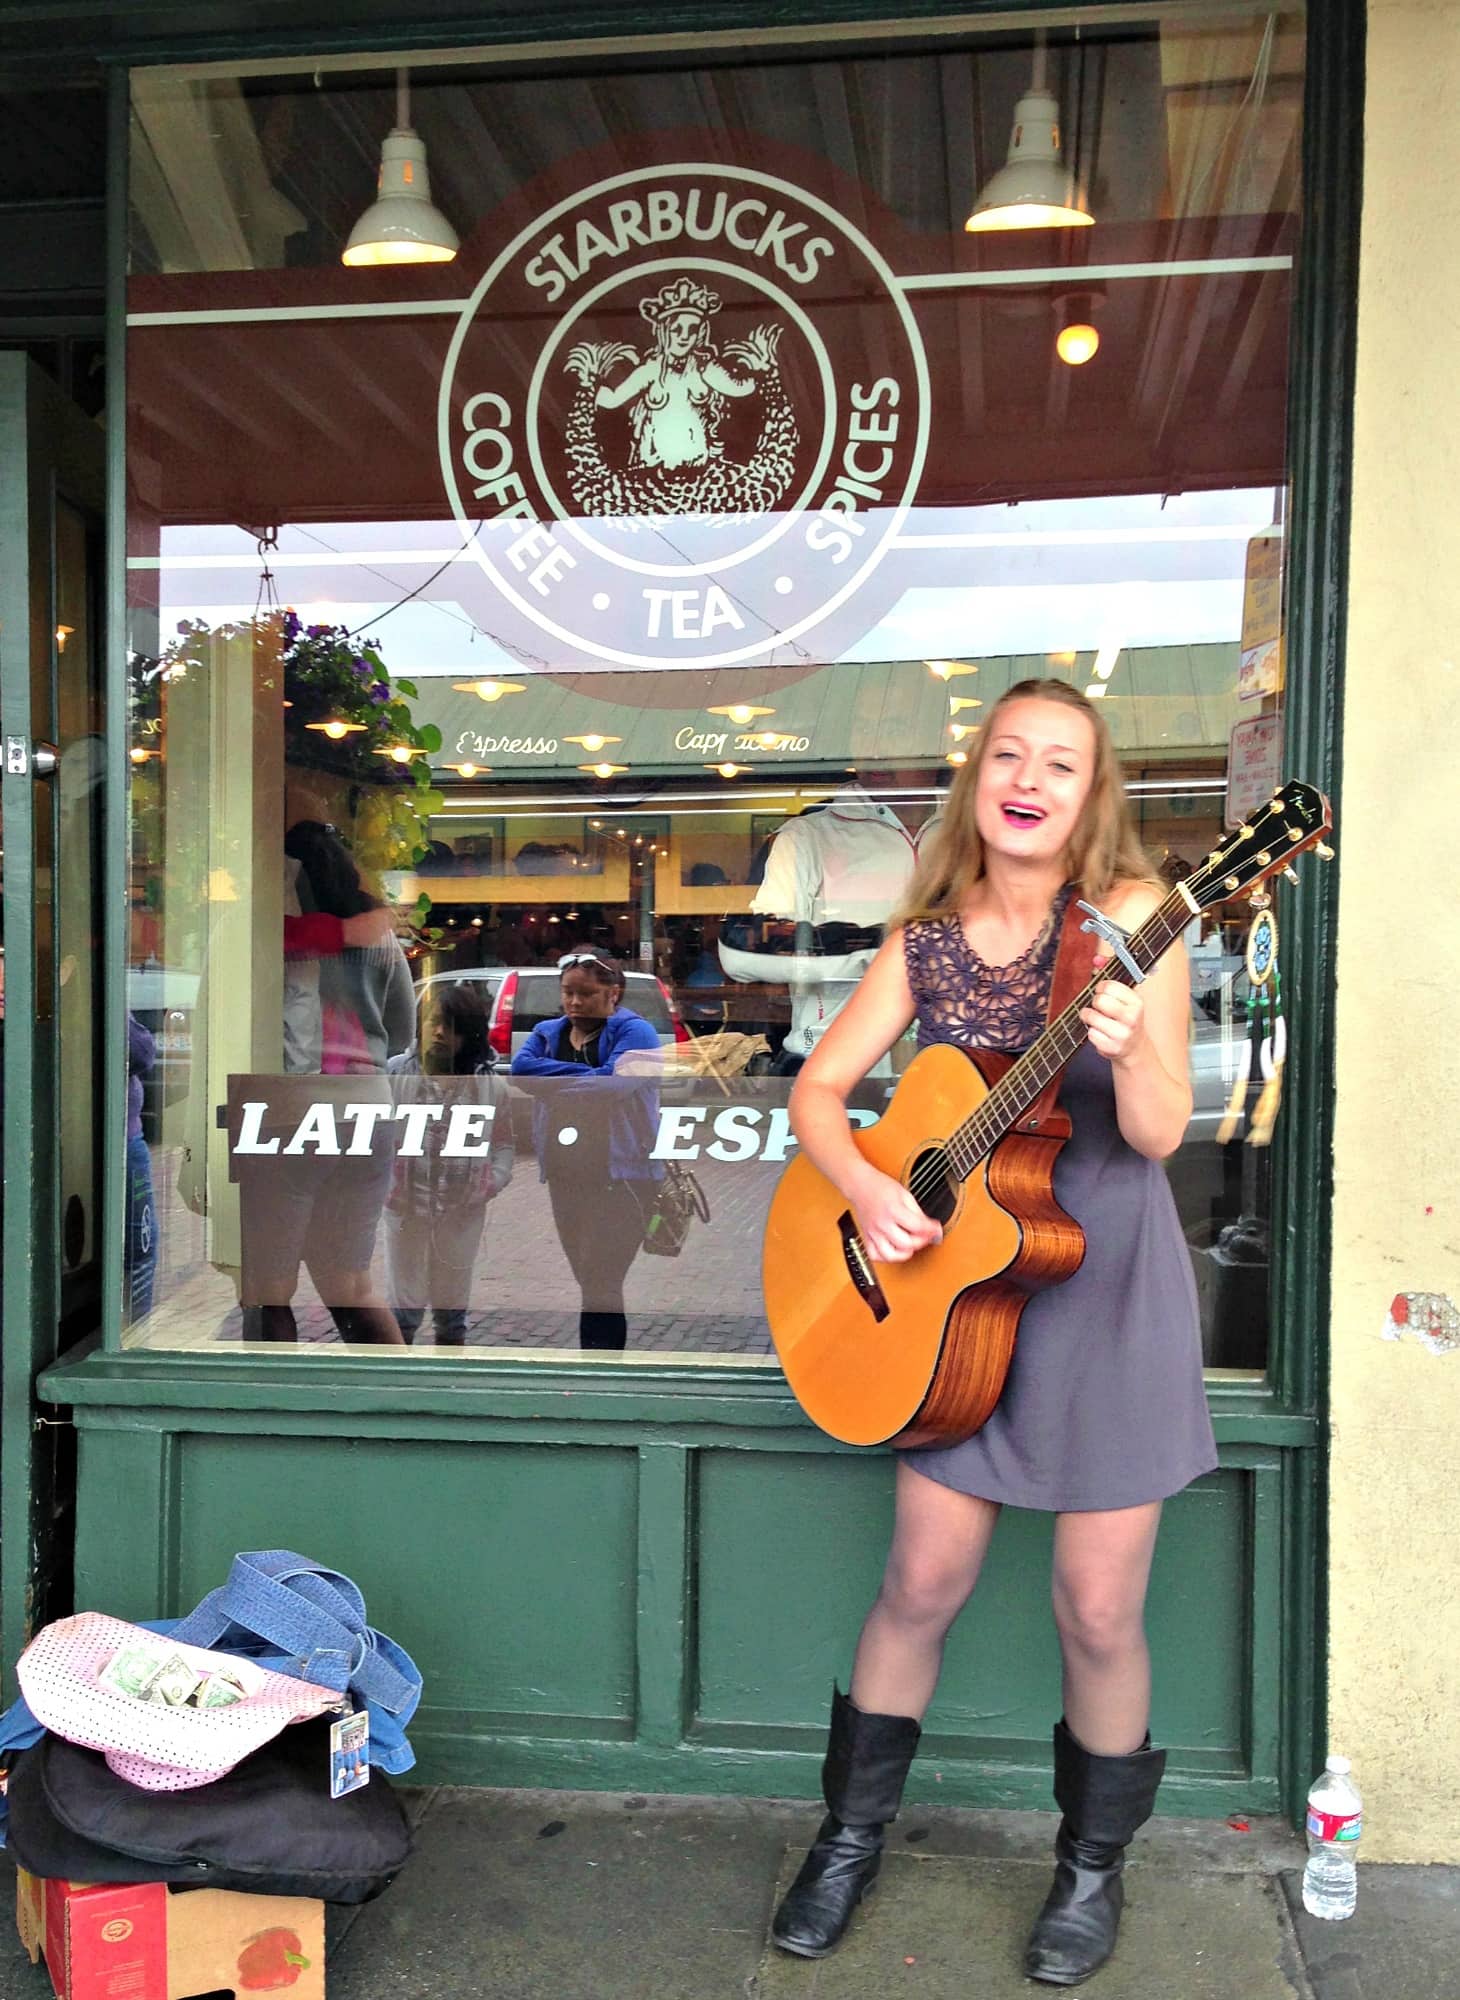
xmin=123 ymin=14 xmax=1304 ymax=1363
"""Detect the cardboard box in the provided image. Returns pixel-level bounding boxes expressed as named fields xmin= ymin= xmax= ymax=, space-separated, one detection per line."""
xmin=16 ymin=1869 xmax=324 ymax=2000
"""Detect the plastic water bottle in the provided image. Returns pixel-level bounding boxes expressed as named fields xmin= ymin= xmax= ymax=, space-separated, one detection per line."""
xmin=1301 ymin=1754 xmax=1362 ymax=1919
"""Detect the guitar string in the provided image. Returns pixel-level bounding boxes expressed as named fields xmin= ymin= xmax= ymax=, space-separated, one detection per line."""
xmin=902 ymin=895 xmax=1184 ymax=1207
xmin=900 ymin=802 xmax=1301 ymax=1209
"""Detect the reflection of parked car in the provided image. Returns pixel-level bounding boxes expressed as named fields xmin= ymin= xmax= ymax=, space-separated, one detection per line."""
xmin=1186 ymin=970 xmax=1258 ymax=1142
xmin=129 ymin=967 xmax=200 ymax=1141
xmin=415 ymin=966 xmax=688 ymax=1068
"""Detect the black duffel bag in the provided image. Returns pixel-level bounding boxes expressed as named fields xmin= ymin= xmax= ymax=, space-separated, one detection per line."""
xmin=6 ymin=1717 xmax=412 ymax=1903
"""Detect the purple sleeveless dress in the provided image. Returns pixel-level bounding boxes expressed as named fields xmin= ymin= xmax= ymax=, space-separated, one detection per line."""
xmin=899 ymin=890 xmax=1217 ymax=1512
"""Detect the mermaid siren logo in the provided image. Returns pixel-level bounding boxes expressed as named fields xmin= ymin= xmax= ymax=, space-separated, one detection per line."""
xmin=440 ymin=163 xmax=929 ymax=668
xmin=565 ymin=276 xmax=796 ymax=514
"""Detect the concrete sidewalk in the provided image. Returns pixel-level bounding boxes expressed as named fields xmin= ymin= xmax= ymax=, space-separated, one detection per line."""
xmin=3 ymin=1788 xmax=1457 ymax=1999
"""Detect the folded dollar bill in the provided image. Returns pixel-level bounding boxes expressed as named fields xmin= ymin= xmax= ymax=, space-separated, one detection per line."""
xmin=194 ymin=1669 xmax=249 ymax=1709
xmin=99 ymin=1643 xmax=168 ymax=1701
xmin=149 ymin=1654 xmax=205 ymax=1708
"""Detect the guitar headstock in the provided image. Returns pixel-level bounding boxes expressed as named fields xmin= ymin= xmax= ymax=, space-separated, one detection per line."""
xmin=1184 ymin=782 xmax=1333 ymax=911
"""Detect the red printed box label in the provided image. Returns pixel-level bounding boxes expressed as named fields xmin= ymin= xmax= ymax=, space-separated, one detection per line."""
xmin=1307 ymin=1807 xmax=1362 ymax=1842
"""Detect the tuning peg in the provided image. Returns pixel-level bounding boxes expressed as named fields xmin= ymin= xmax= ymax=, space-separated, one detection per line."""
xmin=1282 ymin=865 xmax=1300 ymax=884
xmin=1315 ymin=841 xmax=1334 ymax=861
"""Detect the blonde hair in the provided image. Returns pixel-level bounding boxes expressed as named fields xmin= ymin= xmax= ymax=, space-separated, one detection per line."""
xmin=894 ymin=678 xmax=1159 ymax=926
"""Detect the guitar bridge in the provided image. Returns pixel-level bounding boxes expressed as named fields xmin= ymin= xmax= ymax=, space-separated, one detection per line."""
xmin=838 ymin=1214 xmax=890 ymax=1323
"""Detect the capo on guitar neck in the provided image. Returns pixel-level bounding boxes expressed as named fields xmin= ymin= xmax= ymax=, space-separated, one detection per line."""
xmin=1076 ymin=900 xmax=1148 ymax=985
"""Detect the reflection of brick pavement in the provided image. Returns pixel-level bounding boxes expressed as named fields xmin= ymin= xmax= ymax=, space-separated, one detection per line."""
xmin=141 ymin=1121 xmax=788 ymax=1358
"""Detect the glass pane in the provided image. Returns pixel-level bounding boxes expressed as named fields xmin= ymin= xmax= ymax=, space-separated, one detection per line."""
xmin=56 ymin=500 xmax=104 ymax=1299
xmin=125 ymin=12 xmax=1303 ymax=1366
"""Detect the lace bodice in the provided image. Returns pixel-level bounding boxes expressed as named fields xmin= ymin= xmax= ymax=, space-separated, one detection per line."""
xmin=903 ymin=885 xmax=1073 ymax=1052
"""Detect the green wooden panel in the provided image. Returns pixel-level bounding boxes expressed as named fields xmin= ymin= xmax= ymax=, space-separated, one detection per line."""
xmin=694 ymin=1454 xmax=1252 ymax=1773
xmin=68 ymin=1413 xmax=1288 ymax=1811
xmin=78 ymin=1429 xmax=641 ymax=1727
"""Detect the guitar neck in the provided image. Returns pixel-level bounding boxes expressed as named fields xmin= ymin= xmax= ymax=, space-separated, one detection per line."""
xmin=946 ymin=890 xmax=1192 ymax=1177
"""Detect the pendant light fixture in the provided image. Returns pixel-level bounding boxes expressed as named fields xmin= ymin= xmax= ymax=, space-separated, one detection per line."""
xmin=343 ymin=69 xmax=459 ymax=267
xmin=966 ymin=33 xmax=1093 ymax=234
xmin=452 ymin=678 xmax=525 ymax=703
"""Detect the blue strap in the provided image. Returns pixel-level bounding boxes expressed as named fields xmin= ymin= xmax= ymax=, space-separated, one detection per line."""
xmin=171 ymin=1552 xmax=421 ymax=1771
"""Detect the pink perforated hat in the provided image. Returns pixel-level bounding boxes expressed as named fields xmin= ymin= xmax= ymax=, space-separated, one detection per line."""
xmin=17 ymin=1613 xmax=342 ymax=1791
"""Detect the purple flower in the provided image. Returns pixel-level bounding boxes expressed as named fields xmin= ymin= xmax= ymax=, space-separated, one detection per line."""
xmin=352 ymin=657 xmax=373 ymax=679
xmin=282 ymin=610 xmax=301 ymax=642
xmin=369 ymin=683 xmax=390 ymax=705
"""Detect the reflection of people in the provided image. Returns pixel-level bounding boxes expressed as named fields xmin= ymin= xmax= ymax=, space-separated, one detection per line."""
xmin=719 ymin=783 xmax=931 ymax=1074
xmin=509 ymin=952 xmax=661 ymax=1352
xmin=239 ymin=820 xmax=414 ymax=1345
xmin=770 ymin=680 xmax=1215 ymax=1983
xmin=124 ymin=1014 xmax=158 ymax=1319
xmin=385 ymin=984 xmax=514 ymax=1347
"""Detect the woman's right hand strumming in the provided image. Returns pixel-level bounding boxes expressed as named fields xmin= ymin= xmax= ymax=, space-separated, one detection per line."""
xmin=785 ymin=932 xmax=941 ymax=1264
xmin=847 ymin=1164 xmax=943 ymax=1264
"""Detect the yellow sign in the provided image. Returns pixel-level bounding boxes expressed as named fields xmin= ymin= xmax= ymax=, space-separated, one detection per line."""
xmin=1238 ymin=533 xmax=1284 ymax=701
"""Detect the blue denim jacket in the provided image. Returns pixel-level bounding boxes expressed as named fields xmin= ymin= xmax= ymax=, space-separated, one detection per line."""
xmin=511 ymin=1006 xmax=664 ymax=1183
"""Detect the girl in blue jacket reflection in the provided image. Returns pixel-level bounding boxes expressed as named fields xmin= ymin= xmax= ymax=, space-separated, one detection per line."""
xmin=510 ymin=951 xmax=662 ymax=1351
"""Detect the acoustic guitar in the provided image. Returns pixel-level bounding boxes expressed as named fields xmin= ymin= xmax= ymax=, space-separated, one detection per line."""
xmin=761 ymin=781 xmax=1332 ymax=1449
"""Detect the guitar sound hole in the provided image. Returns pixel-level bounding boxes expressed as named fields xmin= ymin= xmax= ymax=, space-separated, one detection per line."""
xmin=908 ymin=1149 xmax=957 ymax=1227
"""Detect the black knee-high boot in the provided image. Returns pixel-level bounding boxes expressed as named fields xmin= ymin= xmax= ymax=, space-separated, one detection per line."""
xmin=771 ymin=1685 xmax=921 ymax=1959
xmin=1024 ymin=1719 xmax=1166 ymax=1986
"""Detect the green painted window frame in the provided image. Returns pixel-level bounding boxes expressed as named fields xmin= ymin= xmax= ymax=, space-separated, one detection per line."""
xmin=34 ymin=0 xmax=1359 ymax=1827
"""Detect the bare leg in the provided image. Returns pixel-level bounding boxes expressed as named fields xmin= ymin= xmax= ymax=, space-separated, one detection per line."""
xmin=1026 ymin=1504 xmax=1167 ymax=1984
xmin=850 ymin=1460 xmax=1002 ymax=1722
xmin=772 ymin=1464 xmax=1000 ymax=1961
xmin=1051 ymin=1503 xmax=1162 ymax=1755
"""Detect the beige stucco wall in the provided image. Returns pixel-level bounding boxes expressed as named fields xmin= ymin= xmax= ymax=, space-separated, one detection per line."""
xmin=1329 ymin=0 xmax=1460 ymax=1864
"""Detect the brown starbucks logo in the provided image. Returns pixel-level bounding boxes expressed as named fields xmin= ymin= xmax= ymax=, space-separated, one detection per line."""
xmin=440 ymin=163 xmax=929 ymax=669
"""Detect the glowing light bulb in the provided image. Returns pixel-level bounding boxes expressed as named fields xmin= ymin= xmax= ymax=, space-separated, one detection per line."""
xmin=710 ymin=762 xmax=747 ymax=778
xmin=564 ymin=732 xmax=621 ymax=754
xmin=1056 ymin=323 xmax=1100 ymax=366
xmin=707 ymin=702 xmax=774 ymax=725
xmin=305 ymin=717 xmax=366 ymax=741
xmin=453 ymin=679 xmax=525 ymax=703
xmin=926 ymin=660 xmax=978 ymax=682
xmin=947 ymin=750 xmax=969 ymax=766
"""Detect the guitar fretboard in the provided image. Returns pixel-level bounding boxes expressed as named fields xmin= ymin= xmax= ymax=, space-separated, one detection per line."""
xmin=943 ymin=892 xmax=1189 ymax=1180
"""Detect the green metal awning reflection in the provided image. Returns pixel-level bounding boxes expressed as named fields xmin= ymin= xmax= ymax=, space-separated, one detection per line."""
xmin=409 ymin=645 xmax=1241 ymax=781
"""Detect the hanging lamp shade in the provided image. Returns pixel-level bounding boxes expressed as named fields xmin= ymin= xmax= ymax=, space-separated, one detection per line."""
xmin=343 ymin=70 xmax=458 ymax=267
xmin=965 ymin=40 xmax=1093 ymax=234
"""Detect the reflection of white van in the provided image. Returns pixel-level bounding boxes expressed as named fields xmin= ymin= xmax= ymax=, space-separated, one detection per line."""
xmin=415 ymin=966 xmax=688 ymax=1068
